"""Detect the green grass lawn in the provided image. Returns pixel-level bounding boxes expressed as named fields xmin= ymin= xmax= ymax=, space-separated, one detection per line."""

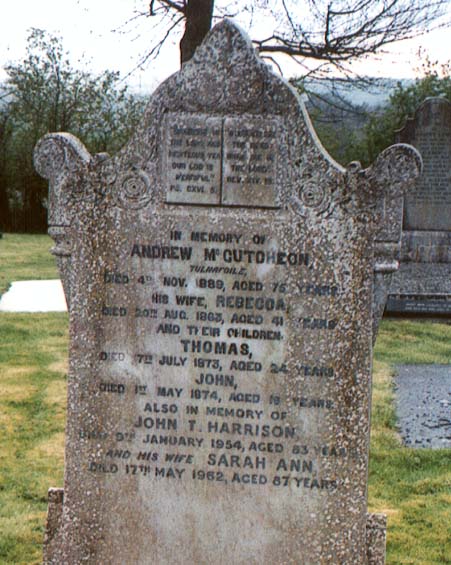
xmin=0 ymin=234 xmax=58 ymax=296
xmin=370 ymin=320 xmax=451 ymax=565
xmin=0 ymin=313 xmax=68 ymax=565
xmin=0 ymin=235 xmax=450 ymax=564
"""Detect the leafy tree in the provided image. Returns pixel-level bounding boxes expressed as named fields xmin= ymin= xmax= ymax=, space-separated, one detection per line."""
xmin=2 ymin=29 xmax=145 ymax=232
xmin=290 ymin=56 xmax=450 ymax=167
xmin=0 ymin=98 xmax=12 ymax=232
xmin=309 ymin=108 xmax=370 ymax=166
xmin=290 ymin=78 xmax=373 ymax=165
xmin=363 ymin=57 xmax=451 ymax=163
xmin=76 ymin=72 xmax=146 ymax=154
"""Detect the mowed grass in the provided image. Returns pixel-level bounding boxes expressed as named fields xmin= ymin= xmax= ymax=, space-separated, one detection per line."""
xmin=0 ymin=233 xmax=58 ymax=296
xmin=1 ymin=234 xmax=66 ymax=564
xmin=370 ymin=320 xmax=451 ymax=565
xmin=0 ymin=313 xmax=68 ymax=564
xmin=0 ymin=234 xmax=450 ymax=563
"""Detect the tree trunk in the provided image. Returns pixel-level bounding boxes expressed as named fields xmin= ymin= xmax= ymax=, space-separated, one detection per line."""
xmin=180 ymin=0 xmax=214 ymax=64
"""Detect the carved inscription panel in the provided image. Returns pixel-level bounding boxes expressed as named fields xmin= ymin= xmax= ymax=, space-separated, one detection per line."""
xmin=405 ymin=127 xmax=451 ymax=230
xmin=93 ymin=221 xmax=341 ymax=491
xmin=164 ymin=115 xmax=222 ymax=205
xmin=402 ymin=101 xmax=451 ymax=231
xmin=69 ymin=200 xmax=372 ymax=563
xmin=164 ymin=114 xmax=280 ymax=207
xmin=222 ymin=117 xmax=279 ymax=207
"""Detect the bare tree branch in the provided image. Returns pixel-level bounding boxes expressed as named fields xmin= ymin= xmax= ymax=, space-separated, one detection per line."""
xmin=123 ymin=0 xmax=451 ymax=79
xmin=150 ymin=0 xmax=186 ymax=15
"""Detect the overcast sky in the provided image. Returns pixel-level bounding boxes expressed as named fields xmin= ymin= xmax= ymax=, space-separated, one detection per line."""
xmin=0 ymin=0 xmax=178 ymax=91
xmin=0 ymin=0 xmax=449 ymax=92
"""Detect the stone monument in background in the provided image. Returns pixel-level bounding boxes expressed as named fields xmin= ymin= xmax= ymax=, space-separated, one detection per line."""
xmin=34 ymin=21 xmax=421 ymax=564
xmin=372 ymin=184 xmax=404 ymax=340
xmin=387 ymin=97 xmax=451 ymax=315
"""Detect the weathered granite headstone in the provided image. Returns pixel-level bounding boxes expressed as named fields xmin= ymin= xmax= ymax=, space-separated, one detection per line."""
xmin=387 ymin=98 xmax=451 ymax=315
xmin=34 ymin=21 xmax=421 ymax=564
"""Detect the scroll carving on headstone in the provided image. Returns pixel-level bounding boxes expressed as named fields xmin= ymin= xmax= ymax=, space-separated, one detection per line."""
xmin=34 ymin=20 xmax=421 ymax=564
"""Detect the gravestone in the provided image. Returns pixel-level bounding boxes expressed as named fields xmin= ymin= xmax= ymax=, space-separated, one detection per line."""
xmin=387 ymin=98 xmax=451 ymax=315
xmin=34 ymin=21 xmax=421 ymax=564
xmin=372 ymin=191 xmax=404 ymax=341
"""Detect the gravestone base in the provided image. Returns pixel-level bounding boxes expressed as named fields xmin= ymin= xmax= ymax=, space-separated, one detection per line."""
xmin=387 ymin=229 xmax=451 ymax=315
xmin=387 ymin=262 xmax=451 ymax=316
xmin=366 ymin=513 xmax=387 ymax=565
xmin=43 ymin=488 xmax=64 ymax=564
xmin=400 ymin=231 xmax=451 ymax=263
xmin=43 ymin=488 xmax=386 ymax=565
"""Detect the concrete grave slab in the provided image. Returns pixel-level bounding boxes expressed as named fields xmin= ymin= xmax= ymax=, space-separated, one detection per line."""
xmin=395 ymin=364 xmax=451 ymax=449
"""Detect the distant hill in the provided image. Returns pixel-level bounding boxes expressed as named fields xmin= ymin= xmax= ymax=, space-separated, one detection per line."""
xmin=293 ymin=77 xmax=416 ymax=166
xmin=301 ymin=77 xmax=414 ymax=109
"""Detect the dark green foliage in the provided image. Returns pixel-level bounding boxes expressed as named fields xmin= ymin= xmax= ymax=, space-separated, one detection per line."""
xmin=364 ymin=60 xmax=451 ymax=164
xmin=0 ymin=29 xmax=146 ymax=233
xmin=295 ymin=57 xmax=451 ymax=168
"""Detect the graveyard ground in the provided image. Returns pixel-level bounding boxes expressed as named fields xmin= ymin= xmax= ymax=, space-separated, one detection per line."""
xmin=0 ymin=233 xmax=58 ymax=296
xmin=0 ymin=235 xmax=450 ymax=565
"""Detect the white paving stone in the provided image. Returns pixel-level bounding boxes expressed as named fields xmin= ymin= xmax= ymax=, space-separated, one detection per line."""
xmin=0 ymin=280 xmax=67 ymax=312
